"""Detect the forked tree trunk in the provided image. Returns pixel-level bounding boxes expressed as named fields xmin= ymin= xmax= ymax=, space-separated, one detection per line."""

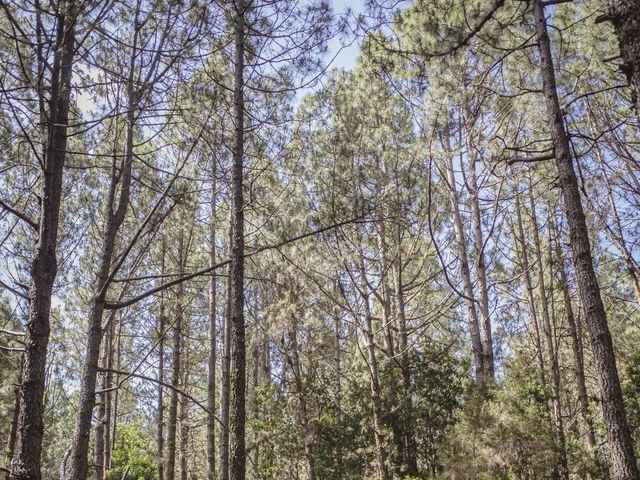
xmin=533 ymin=2 xmax=639 ymax=478
xmin=443 ymin=133 xmax=484 ymax=377
xmin=11 ymin=2 xmax=76 ymax=478
xmin=464 ymin=117 xmax=494 ymax=379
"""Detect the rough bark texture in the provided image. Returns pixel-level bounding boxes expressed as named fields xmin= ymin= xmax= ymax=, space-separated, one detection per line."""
xmin=229 ymin=1 xmax=246 ymax=478
xmin=534 ymin=2 xmax=639 ymax=478
xmin=607 ymin=0 xmax=640 ymax=117
xmin=554 ymin=241 xmax=599 ymax=453
xmin=11 ymin=2 xmax=76 ymax=478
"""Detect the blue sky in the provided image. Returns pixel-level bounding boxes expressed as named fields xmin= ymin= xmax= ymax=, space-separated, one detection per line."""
xmin=325 ymin=0 xmax=365 ymax=71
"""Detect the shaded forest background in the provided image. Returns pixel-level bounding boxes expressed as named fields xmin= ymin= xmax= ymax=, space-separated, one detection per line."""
xmin=1 ymin=0 xmax=640 ymax=479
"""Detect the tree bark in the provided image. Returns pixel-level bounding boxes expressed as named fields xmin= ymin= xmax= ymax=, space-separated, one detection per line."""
xmin=4 ymin=358 xmax=21 ymax=480
xmin=360 ymin=261 xmax=391 ymax=480
xmin=606 ymin=0 xmax=640 ymax=117
xmin=229 ymin=0 xmax=246 ymax=478
xmin=167 ymin=233 xmax=185 ymax=480
xmin=466 ymin=139 xmax=494 ymax=380
xmin=393 ymin=254 xmax=418 ymax=477
xmin=208 ymin=163 xmax=217 ymax=480
xmin=68 ymin=91 xmax=136 ymax=480
xmin=219 ymin=289 xmax=231 ymax=480
xmin=553 ymin=232 xmax=599 ymax=452
xmin=157 ymin=314 xmax=166 ymax=480
xmin=286 ymin=315 xmax=315 ymax=480
xmin=529 ymin=192 xmax=569 ymax=480
xmin=514 ymin=195 xmax=547 ymax=381
xmin=533 ymin=2 xmax=639 ymax=478
xmin=11 ymin=2 xmax=76 ymax=478
xmin=443 ymin=135 xmax=484 ymax=377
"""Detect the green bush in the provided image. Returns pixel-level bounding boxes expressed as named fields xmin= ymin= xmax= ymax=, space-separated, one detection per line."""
xmin=106 ymin=424 xmax=158 ymax=480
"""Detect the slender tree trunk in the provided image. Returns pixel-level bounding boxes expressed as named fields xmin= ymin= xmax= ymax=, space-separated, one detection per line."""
xmin=466 ymin=142 xmax=494 ymax=379
xmin=552 ymin=222 xmax=609 ymax=477
xmin=157 ymin=315 xmax=166 ymax=480
xmin=287 ymin=316 xmax=315 ymax=480
xmin=533 ymin=2 xmax=639 ymax=478
xmin=515 ymin=195 xmax=547 ymax=386
xmin=4 ymin=358 xmax=21 ymax=480
xmin=443 ymin=137 xmax=484 ymax=377
xmin=376 ymin=219 xmax=395 ymax=358
xmin=179 ymin=326 xmax=190 ymax=480
xmin=393 ymin=255 xmax=418 ymax=477
xmin=157 ymin=245 xmax=167 ymax=480
xmin=68 ymin=96 xmax=136 ymax=480
xmin=208 ymin=164 xmax=218 ymax=480
xmin=333 ymin=306 xmax=343 ymax=476
xmin=219 ymin=285 xmax=231 ymax=480
xmin=229 ymin=1 xmax=246 ymax=478
xmin=11 ymin=3 xmax=76 ymax=478
xmin=360 ymin=261 xmax=391 ymax=480
xmin=529 ymin=191 xmax=568 ymax=480
xmin=103 ymin=318 xmax=114 ymax=474
xmin=167 ymin=233 xmax=185 ymax=480
xmin=93 ymin=320 xmax=112 ymax=480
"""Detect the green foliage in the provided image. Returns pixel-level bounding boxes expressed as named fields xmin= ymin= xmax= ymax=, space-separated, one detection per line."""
xmin=106 ymin=425 xmax=157 ymax=480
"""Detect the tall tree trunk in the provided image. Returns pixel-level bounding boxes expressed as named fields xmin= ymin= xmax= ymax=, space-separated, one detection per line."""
xmin=552 ymin=221 xmax=609 ymax=477
xmin=533 ymin=2 xmax=639 ymax=478
xmin=208 ymin=164 xmax=218 ymax=480
xmin=11 ymin=3 xmax=76 ymax=478
xmin=514 ymin=195 xmax=548 ymax=387
xmin=157 ymin=306 xmax=166 ymax=480
xmin=393 ymin=254 xmax=418 ymax=477
xmin=157 ymin=242 xmax=167 ymax=480
xmin=103 ymin=318 xmax=114 ymax=474
xmin=167 ymin=233 xmax=185 ymax=480
xmin=466 ymin=140 xmax=494 ymax=380
xmin=360 ymin=261 xmax=391 ymax=480
xmin=229 ymin=1 xmax=246 ymax=478
xmin=68 ymin=94 xmax=136 ymax=480
xmin=219 ymin=291 xmax=231 ymax=480
xmin=179 ymin=320 xmax=190 ymax=480
xmin=443 ymin=136 xmax=484 ymax=377
xmin=333 ymin=305 xmax=343 ymax=477
xmin=93 ymin=316 xmax=113 ymax=480
xmin=4 ymin=357 xmax=21 ymax=480
xmin=529 ymin=191 xmax=569 ymax=480
xmin=286 ymin=316 xmax=315 ymax=480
